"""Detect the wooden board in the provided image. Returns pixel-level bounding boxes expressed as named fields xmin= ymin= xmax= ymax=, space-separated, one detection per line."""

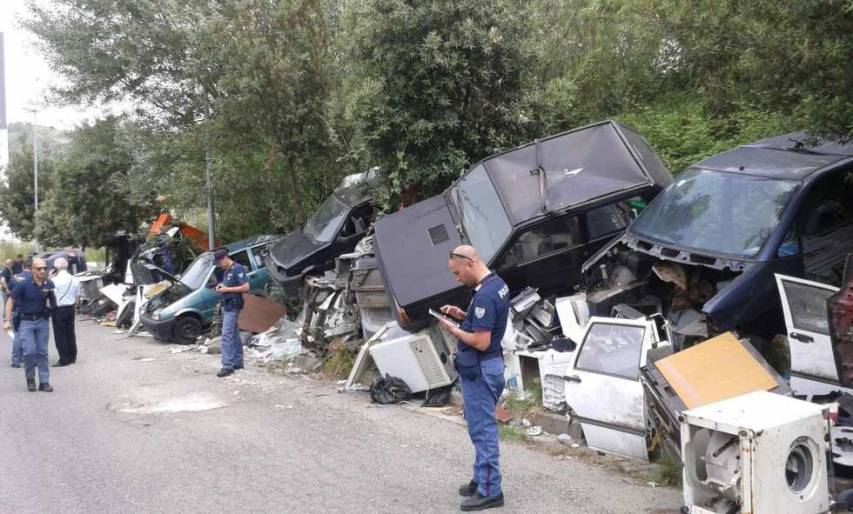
xmin=237 ymin=294 xmax=287 ymax=334
xmin=656 ymin=332 xmax=777 ymax=410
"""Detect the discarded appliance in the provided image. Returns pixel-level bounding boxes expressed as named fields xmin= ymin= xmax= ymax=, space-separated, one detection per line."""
xmin=681 ymin=391 xmax=831 ymax=514
xmin=342 ymin=235 xmax=395 ymax=340
xmin=582 ymin=132 xmax=853 ymax=343
xmin=375 ymin=120 xmax=672 ymax=330
xmin=641 ymin=332 xmax=791 ymax=456
xmin=775 ymin=271 xmax=853 ymax=399
xmin=562 ymin=315 xmax=672 ymax=460
xmin=266 ymin=170 xmax=380 ymax=299
xmin=367 ymin=323 xmax=457 ymax=394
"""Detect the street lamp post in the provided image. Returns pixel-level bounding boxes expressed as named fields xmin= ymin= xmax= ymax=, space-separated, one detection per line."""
xmin=23 ymin=108 xmax=38 ymax=212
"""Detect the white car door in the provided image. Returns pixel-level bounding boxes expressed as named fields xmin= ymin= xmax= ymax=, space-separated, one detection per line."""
xmin=775 ymin=274 xmax=844 ymax=397
xmin=564 ymin=317 xmax=657 ymax=460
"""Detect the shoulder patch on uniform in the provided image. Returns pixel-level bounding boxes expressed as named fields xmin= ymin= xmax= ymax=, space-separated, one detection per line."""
xmin=499 ymin=285 xmax=509 ymax=298
xmin=475 ymin=306 xmax=486 ymax=319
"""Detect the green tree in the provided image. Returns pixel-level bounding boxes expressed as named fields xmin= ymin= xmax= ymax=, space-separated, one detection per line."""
xmin=0 ymin=135 xmax=55 ymax=240
xmin=344 ymin=0 xmax=537 ymax=205
xmin=33 ymin=118 xmax=160 ymax=247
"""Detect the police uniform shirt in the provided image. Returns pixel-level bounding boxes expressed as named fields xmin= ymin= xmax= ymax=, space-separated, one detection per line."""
xmin=457 ymin=273 xmax=510 ymax=368
xmin=9 ymin=271 xmax=31 ymax=294
xmin=219 ymin=262 xmax=248 ymax=311
xmin=11 ymin=275 xmax=56 ymax=317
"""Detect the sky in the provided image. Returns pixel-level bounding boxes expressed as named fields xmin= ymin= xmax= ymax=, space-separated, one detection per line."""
xmin=1 ymin=0 xmax=101 ymax=129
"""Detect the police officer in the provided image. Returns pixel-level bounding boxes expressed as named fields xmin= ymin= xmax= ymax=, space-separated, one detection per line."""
xmin=7 ymin=259 xmax=32 ymax=367
xmin=213 ymin=249 xmax=249 ymax=377
xmin=437 ymin=245 xmax=510 ymax=511
xmin=4 ymin=257 xmax=56 ymax=392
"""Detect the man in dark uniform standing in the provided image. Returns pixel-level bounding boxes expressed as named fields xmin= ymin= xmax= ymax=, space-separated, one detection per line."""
xmin=213 ymin=249 xmax=249 ymax=377
xmin=7 ymin=259 xmax=32 ymax=367
xmin=437 ymin=245 xmax=510 ymax=511
xmin=4 ymin=257 xmax=56 ymax=391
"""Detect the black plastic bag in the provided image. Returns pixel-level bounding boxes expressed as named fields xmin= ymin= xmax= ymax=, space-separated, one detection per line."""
xmin=369 ymin=374 xmax=412 ymax=404
xmin=422 ymin=383 xmax=454 ymax=407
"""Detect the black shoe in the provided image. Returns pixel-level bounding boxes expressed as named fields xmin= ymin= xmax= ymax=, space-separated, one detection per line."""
xmin=459 ymin=480 xmax=478 ymax=497
xmin=11 ymin=362 xmax=21 ymax=368
xmin=53 ymin=361 xmax=69 ymax=367
xmin=39 ymin=383 xmax=54 ymax=392
xmin=233 ymin=364 xmax=244 ymax=370
xmin=216 ymin=368 xmax=234 ymax=378
xmin=460 ymin=493 xmax=504 ymax=511
xmin=27 ymin=379 xmax=36 ymax=392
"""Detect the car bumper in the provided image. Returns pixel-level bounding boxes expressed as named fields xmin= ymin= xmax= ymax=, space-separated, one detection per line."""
xmin=140 ymin=314 xmax=177 ymax=342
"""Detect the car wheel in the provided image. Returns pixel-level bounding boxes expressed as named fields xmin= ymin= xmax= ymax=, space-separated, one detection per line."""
xmin=174 ymin=315 xmax=202 ymax=344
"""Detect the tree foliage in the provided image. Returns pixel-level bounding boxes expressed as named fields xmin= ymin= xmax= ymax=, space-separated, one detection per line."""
xmin=0 ymin=135 xmax=55 ymax=240
xmin=9 ymin=0 xmax=853 ymax=245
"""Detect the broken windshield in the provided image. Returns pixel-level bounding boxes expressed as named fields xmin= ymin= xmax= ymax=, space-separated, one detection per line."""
xmin=630 ymin=169 xmax=799 ymax=259
xmin=451 ymin=165 xmax=512 ymax=263
xmin=180 ymin=252 xmax=214 ymax=290
xmin=304 ymin=194 xmax=348 ymax=243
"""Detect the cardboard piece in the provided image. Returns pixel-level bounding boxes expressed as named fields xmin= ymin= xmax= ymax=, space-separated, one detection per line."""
xmin=655 ymin=332 xmax=777 ymax=410
xmin=237 ymin=294 xmax=288 ymax=334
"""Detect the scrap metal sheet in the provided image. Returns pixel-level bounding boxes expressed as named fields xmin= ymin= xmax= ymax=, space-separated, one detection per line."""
xmin=656 ymin=332 xmax=777 ymax=409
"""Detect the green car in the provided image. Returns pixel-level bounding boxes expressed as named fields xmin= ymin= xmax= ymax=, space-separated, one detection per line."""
xmin=140 ymin=235 xmax=279 ymax=344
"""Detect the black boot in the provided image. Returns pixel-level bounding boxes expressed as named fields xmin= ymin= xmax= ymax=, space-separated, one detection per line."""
xmin=460 ymin=492 xmax=504 ymax=511
xmin=458 ymin=480 xmax=478 ymax=497
xmin=39 ymin=383 xmax=54 ymax=392
xmin=27 ymin=378 xmax=36 ymax=392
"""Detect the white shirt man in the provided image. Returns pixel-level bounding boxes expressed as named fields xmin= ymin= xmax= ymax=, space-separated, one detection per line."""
xmin=51 ymin=257 xmax=81 ymax=366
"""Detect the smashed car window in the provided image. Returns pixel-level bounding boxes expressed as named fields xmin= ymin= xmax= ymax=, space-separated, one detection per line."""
xmin=499 ymin=216 xmax=582 ymax=268
xmin=630 ymin=169 xmax=799 ymax=259
xmin=781 ymin=280 xmax=834 ymax=335
xmin=304 ymin=194 xmax=348 ymax=243
xmin=452 ymin=165 xmax=512 ymax=263
xmin=586 ymin=203 xmax=630 ymax=240
xmin=180 ymin=252 xmax=214 ymax=290
xmin=576 ymin=323 xmax=646 ymax=380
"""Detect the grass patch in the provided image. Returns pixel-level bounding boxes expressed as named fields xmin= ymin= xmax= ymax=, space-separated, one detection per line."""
xmin=502 ymin=394 xmax=538 ymax=415
xmin=322 ymin=340 xmax=355 ymax=380
xmin=499 ymin=425 xmax=527 ymax=443
xmin=651 ymin=451 xmax=683 ymax=487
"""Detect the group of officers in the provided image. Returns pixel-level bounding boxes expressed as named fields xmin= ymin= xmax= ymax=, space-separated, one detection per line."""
xmin=1 ymin=255 xmax=81 ymax=392
xmin=0 ymin=245 xmax=508 ymax=510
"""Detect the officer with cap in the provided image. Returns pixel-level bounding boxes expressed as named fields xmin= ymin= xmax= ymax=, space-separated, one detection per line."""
xmin=4 ymin=257 xmax=56 ymax=392
xmin=213 ymin=248 xmax=249 ymax=377
xmin=437 ymin=245 xmax=510 ymax=511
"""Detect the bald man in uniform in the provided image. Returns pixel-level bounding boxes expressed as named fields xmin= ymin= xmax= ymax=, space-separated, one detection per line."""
xmin=436 ymin=245 xmax=510 ymax=511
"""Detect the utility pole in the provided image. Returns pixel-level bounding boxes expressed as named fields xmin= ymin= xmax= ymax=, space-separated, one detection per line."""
xmin=205 ymin=147 xmax=215 ymax=250
xmin=23 ymin=107 xmax=38 ymax=211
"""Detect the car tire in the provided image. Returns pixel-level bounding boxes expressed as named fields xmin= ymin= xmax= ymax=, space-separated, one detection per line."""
xmin=174 ymin=315 xmax=202 ymax=345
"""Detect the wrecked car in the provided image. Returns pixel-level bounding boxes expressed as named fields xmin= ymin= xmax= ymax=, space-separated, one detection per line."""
xmin=140 ymin=235 xmax=277 ymax=343
xmin=582 ymin=132 xmax=853 ymax=345
xmin=375 ymin=120 xmax=672 ymax=329
xmin=267 ymin=171 xmax=379 ymax=299
xmin=33 ymin=249 xmax=87 ymax=274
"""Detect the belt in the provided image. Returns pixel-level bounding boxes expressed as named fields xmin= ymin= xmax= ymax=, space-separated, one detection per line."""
xmin=20 ymin=313 xmax=49 ymax=321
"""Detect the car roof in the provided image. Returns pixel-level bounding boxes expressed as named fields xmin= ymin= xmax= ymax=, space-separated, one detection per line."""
xmin=463 ymin=120 xmax=672 ymax=225
xmin=692 ymin=132 xmax=853 ymax=181
xmin=223 ymin=234 xmax=279 ymax=253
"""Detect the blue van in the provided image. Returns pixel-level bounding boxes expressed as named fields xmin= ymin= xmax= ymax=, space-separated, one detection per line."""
xmin=140 ymin=235 xmax=278 ymax=343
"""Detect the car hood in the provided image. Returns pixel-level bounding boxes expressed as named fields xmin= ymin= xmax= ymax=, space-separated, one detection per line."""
xmin=268 ymin=229 xmax=327 ymax=272
xmin=374 ymin=195 xmax=463 ymax=310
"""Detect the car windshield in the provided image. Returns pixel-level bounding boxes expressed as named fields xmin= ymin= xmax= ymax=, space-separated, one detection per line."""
xmin=179 ymin=252 xmax=213 ymax=290
xmin=631 ymin=169 xmax=799 ymax=259
xmin=303 ymin=194 xmax=348 ymax=243
xmin=450 ymin=165 xmax=512 ymax=263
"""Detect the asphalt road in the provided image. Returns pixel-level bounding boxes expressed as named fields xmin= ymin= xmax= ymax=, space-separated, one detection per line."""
xmin=0 ymin=319 xmax=681 ymax=513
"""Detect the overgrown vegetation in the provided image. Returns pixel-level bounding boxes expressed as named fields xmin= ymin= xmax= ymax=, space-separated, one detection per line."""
xmin=2 ymin=0 xmax=850 ymax=244
xmin=322 ymin=340 xmax=356 ymax=380
xmin=499 ymin=425 xmax=528 ymax=443
xmin=651 ymin=451 xmax=683 ymax=488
